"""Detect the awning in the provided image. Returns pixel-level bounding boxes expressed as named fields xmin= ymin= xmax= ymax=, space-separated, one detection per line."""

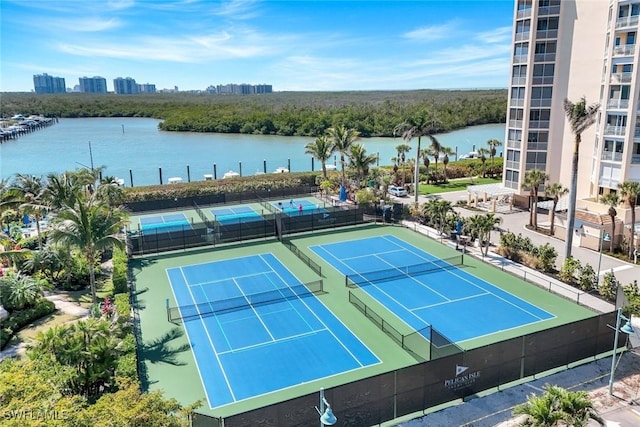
xmin=466 ymin=183 xmax=517 ymax=197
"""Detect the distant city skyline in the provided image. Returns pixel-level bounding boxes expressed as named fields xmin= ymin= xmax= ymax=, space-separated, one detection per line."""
xmin=1 ymin=0 xmax=515 ymax=93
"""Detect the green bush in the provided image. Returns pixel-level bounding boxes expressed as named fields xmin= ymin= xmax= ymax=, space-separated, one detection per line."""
xmin=114 ymin=293 xmax=131 ymax=318
xmin=599 ymin=271 xmax=619 ymax=301
xmin=112 ymin=247 xmax=128 ymax=294
xmin=0 ymin=298 xmax=56 ymax=349
xmin=115 ymin=333 xmax=137 ymax=381
xmin=577 ymin=264 xmax=596 ymax=291
xmin=559 ymin=256 xmax=581 ymax=284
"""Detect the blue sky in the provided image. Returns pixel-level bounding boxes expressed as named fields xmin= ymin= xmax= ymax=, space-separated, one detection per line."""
xmin=1 ymin=0 xmax=515 ymax=92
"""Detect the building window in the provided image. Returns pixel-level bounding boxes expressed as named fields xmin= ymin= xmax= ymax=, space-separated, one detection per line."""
xmin=532 ymin=63 xmax=555 ymax=84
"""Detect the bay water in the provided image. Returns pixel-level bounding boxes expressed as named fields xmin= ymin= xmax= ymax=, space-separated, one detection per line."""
xmin=0 ymin=118 xmax=505 ymax=186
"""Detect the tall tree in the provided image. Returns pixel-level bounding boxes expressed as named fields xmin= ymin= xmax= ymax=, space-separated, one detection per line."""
xmin=441 ymin=146 xmax=455 ymax=183
xmin=563 ymin=97 xmax=600 ymax=259
xmin=618 ymin=180 xmax=640 ymax=259
xmin=523 ymin=169 xmax=549 ymax=230
xmin=348 ymin=144 xmax=378 ymax=183
xmin=10 ymin=174 xmax=49 ymax=248
xmin=467 ymin=213 xmax=502 ymax=257
xmin=326 ymin=125 xmax=360 ymax=189
xmin=545 ymin=182 xmax=568 ymax=236
xmin=394 ymin=143 xmax=411 ymax=185
xmin=477 ymin=147 xmax=491 ymax=178
xmin=486 ymin=138 xmax=502 ymax=167
xmin=304 ymin=135 xmax=334 ymax=180
xmin=426 ymin=135 xmax=443 ymax=176
xmin=49 ymin=193 xmax=128 ymax=304
xmin=601 ymin=192 xmax=619 ymax=252
xmin=394 ymin=112 xmax=441 ymax=203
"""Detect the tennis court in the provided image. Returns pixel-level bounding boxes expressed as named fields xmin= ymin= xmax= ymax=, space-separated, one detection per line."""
xmin=311 ymin=235 xmax=555 ymax=343
xmin=166 ymin=253 xmax=379 ymax=409
xmin=139 ymin=213 xmax=192 ymax=234
xmin=269 ymin=199 xmax=325 ymax=216
xmin=211 ymin=206 xmax=263 ymax=225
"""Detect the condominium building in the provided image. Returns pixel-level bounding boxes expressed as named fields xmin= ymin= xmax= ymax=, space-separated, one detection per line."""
xmin=114 ymin=77 xmax=139 ymax=94
xmin=79 ymin=76 xmax=108 ymax=93
xmin=504 ymin=0 xmax=640 ymax=247
xmin=33 ymin=73 xmax=66 ymax=94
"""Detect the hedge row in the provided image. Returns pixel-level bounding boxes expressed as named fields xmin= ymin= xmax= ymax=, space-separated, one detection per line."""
xmin=0 ymin=298 xmax=56 ymax=349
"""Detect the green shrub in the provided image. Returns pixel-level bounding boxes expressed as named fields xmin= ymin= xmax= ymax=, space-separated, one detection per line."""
xmin=599 ymin=271 xmax=619 ymax=301
xmin=559 ymin=256 xmax=581 ymax=283
xmin=112 ymin=247 xmax=128 ymax=294
xmin=115 ymin=333 xmax=137 ymax=381
xmin=0 ymin=298 xmax=56 ymax=349
xmin=114 ymin=293 xmax=131 ymax=318
xmin=577 ymin=264 xmax=596 ymax=291
xmin=536 ymin=243 xmax=557 ymax=273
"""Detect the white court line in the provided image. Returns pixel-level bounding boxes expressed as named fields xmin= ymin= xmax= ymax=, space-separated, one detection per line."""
xmin=232 ymin=277 xmax=276 ymax=342
xmin=598 ymin=265 xmax=633 ymax=275
xmin=216 ymin=328 xmax=328 ymax=356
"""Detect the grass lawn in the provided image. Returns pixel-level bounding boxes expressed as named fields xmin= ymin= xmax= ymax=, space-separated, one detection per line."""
xmin=419 ymin=177 xmax=501 ymax=194
xmin=59 ymin=275 xmax=114 ymax=308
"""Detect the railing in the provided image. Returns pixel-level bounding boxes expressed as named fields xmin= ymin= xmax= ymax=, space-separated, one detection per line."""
xmin=516 ymin=8 xmax=532 ymax=19
xmin=525 ymin=162 xmax=547 ymax=171
xmin=528 ymin=120 xmax=550 ymax=129
xmin=601 ymin=151 xmax=624 ymax=161
xmin=613 ymin=44 xmax=636 ymax=56
xmin=532 ymin=76 xmax=554 ymax=85
xmin=507 ymin=139 xmax=522 ymax=149
xmin=515 ymin=31 xmax=530 ymax=42
xmin=510 ymin=98 xmax=525 ymax=107
xmin=511 ymin=76 xmax=527 ymax=85
xmin=611 ymin=72 xmax=633 ymax=83
xmin=513 ymin=55 xmax=528 ymax=64
xmin=534 ymin=52 xmax=556 ymax=62
xmin=536 ymin=29 xmax=558 ymax=39
xmin=632 ymin=154 xmax=640 ymax=164
xmin=616 ymin=15 xmax=639 ymax=29
xmin=508 ymin=119 xmax=523 ymax=128
xmin=538 ymin=5 xmax=561 ymax=16
xmin=529 ymin=98 xmax=552 ymax=107
xmin=527 ymin=142 xmax=548 ymax=151
xmin=506 ymin=160 xmax=519 ymax=170
xmin=604 ymin=125 xmax=626 ymax=136
xmin=607 ymin=99 xmax=629 ymax=109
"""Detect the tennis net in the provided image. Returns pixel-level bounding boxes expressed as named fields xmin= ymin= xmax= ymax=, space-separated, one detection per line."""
xmin=258 ymin=197 xmax=278 ymax=214
xmin=192 ymin=201 xmax=215 ymax=228
xmin=345 ymin=255 xmax=463 ymax=287
xmin=167 ymin=280 xmax=323 ymax=322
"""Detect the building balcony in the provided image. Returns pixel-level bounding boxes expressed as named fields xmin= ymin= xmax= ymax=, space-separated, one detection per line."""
xmin=610 ymin=72 xmax=633 ymax=84
xmin=530 ymin=98 xmax=552 ymax=107
xmin=527 ymin=142 xmax=548 ymax=151
xmin=601 ymin=151 xmax=624 ymax=161
xmin=632 ymin=154 xmax=640 ymax=164
xmin=634 ymin=128 xmax=640 ymax=138
xmin=510 ymin=98 xmax=525 ymax=107
xmin=507 ymin=139 xmax=522 ymax=149
xmin=534 ymin=52 xmax=556 ymax=62
xmin=528 ymin=120 xmax=550 ymax=129
xmin=509 ymin=119 xmax=523 ymax=128
xmin=607 ymin=99 xmax=630 ymax=109
xmin=536 ymin=29 xmax=558 ymax=39
xmin=516 ymin=8 xmax=532 ymax=19
xmin=616 ymin=15 xmax=639 ymax=29
xmin=538 ymin=5 xmax=560 ymax=16
xmin=511 ymin=76 xmax=527 ymax=85
xmin=515 ymin=31 xmax=530 ymax=42
xmin=613 ymin=44 xmax=636 ymax=56
xmin=532 ymin=76 xmax=554 ymax=85
xmin=604 ymin=125 xmax=626 ymax=136
xmin=513 ymin=55 xmax=528 ymax=64
xmin=506 ymin=160 xmax=520 ymax=170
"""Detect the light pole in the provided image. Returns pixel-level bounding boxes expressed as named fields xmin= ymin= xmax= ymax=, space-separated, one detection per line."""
xmin=608 ymin=307 xmax=635 ymax=395
xmin=596 ymin=228 xmax=611 ymax=287
xmin=315 ymin=388 xmax=337 ymax=426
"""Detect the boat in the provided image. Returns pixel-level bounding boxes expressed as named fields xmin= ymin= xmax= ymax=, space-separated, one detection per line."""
xmin=273 ymin=167 xmax=289 ymax=173
xmin=325 ymin=164 xmax=337 ymax=171
xmin=458 ymin=151 xmax=479 ymax=160
xmin=223 ymin=170 xmax=240 ymax=179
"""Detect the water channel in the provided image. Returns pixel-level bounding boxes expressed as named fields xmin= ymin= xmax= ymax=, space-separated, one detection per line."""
xmin=0 ymin=118 xmax=505 ymax=186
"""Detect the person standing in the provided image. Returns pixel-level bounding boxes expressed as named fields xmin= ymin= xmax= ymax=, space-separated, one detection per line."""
xmin=298 ymin=204 xmax=303 ymax=215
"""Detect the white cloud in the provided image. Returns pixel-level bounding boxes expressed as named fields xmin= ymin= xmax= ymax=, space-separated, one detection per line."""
xmin=403 ymin=22 xmax=458 ymax=42
xmin=475 ymin=26 xmax=513 ymax=44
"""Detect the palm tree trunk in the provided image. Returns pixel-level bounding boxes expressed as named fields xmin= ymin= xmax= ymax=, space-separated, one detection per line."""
xmin=533 ymin=190 xmax=538 ymax=229
xmin=414 ymin=138 xmax=421 ymax=204
xmin=564 ymin=141 xmax=580 ymax=259
xmin=630 ymin=209 xmax=636 ymax=259
xmin=322 ymin=163 xmax=327 ymax=179
xmin=87 ymin=253 xmax=96 ymax=304
xmin=550 ymin=202 xmax=557 ymax=235
xmin=610 ymin=218 xmax=616 ymax=252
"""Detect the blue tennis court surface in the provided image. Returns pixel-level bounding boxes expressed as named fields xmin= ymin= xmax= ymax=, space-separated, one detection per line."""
xmin=140 ymin=213 xmax=191 ymax=234
xmin=311 ymin=235 xmax=554 ymax=343
xmin=270 ymin=199 xmax=325 ymax=215
xmin=167 ymin=253 xmax=379 ymax=408
xmin=211 ymin=206 xmax=262 ymax=225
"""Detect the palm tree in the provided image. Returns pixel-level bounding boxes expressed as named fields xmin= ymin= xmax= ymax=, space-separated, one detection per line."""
xmin=326 ymin=125 xmax=360 ymax=189
xmin=305 ymin=135 xmax=334 ymax=180
xmin=395 ymin=143 xmax=411 ymax=185
xmin=601 ymin=192 xmax=619 ymax=252
xmin=618 ymin=180 xmax=640 ymax=259
xmin=563 ymin=97 xmax=600 ymax=259
xmin=441 ymin=146 xmax=455 ymax=183
xmin=49 ymin=193 xmax=128 ymax=304
xmin=348 ymin=144 xmax=378 ymax=183
xmin=422 ymin=199 xmax=453 ymax=236
xmin=523 ymin=169 xmax=549 ymax=230
xmin=394 ymin=112 xmax=441 ymax=203
xmin=486 ymin=138 xmax=502 ymax=168
xmin=513 ymin=386 xmax=564 ymax=426
xmin=477 ymin=147 xmax=491 ymax=178
xmin=514 ymin=385 xmax=603 ymax=427
xmin=426 ymin=135 xmax=443 ymax=176
xmin=10 ymin=174 xmax=49 ymax=248
xmin=545 ymin=182 xmax=568 ymax=236
xmin=467 ymin=213 xmax=502 ymax=256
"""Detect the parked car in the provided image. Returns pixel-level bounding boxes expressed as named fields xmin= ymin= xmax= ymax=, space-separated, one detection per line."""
xmin=388 ymin=186 xmax=408 ymax=197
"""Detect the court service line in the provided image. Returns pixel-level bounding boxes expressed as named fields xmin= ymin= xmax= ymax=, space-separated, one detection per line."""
xmin=216 ymin=328 xmax=328 ymax=356
xmin=410 ymin=291 xmax=492 ymax=312
xmin=341 ymin=247 xmax=408 ymax=262
xmin=384 ymin=235 xmax=553 ymax=321
xmin=263 ymin=252 xmax=368 ymax=367
xmin=315 ymin=244 xmax=431 ymax=331
xmin=178 ymin=267 xmax=236 ymax=402
xmin=187 ymin=270 xmax=278 ymax=288
xmin=232 ymin=277 xmax=276 ymax=342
